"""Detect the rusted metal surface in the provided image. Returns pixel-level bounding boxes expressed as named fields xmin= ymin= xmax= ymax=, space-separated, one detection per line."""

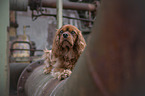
xmin=10 ymin=63 xmax=29 ymax=95
xmin=40 ymin=0 xmax=96 ymax=11
xmin=30 ymin=0 xmax=96 ymax=21
xmin=10 ymin=41 xmax=43 ymax=62
xmin=24 ymin=66 xmax=64 ymax=96
xmin=17 ymin=60 xmax=64 ymax=96
xmin=11 ymin=41 xmax=32 ymax=51
xmin=11 ymin=0 xmax=96 ymax=12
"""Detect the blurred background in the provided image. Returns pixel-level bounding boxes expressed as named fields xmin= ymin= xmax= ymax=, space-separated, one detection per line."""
xmin=1 ymin=0 xmax=145 ymax=96
xmin=9 ymin=0 xmax=100 ymax=63
xmin=2 ymin=0 xmax=100 ymax=96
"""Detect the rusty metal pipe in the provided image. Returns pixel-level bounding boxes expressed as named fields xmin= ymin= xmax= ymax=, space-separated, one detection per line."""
xmin=41 ymin=0 xmax=96 ymax=11
xmin=17 ymin=60 xmax=63 ymax=96
xmin=10 ymin=0 xmax=96 ymax=12
xmin=10 ymin=0 xmax=28 ymax=11
xmin=10 ymin=0 xmax=96 ymax=11
xmin=32 ymin=13 xmax=94 ymax=22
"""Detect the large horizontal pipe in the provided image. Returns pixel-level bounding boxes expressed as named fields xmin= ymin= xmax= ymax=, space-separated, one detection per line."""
xmin=10 ymin=0 xmax=96 ymax=12
xmin=17 ymin=60 xmax=63 ymax=96
xmin=10 ymin=0 xmax=28 ymax=11
xmin=41 ymin=0 xmax=96 ymax=11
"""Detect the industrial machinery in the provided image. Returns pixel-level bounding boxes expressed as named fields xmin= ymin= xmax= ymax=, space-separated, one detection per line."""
xmin=9 ymin=0 xmax=100 ymax=96
xmin=1 ymin=0 xmax=145 ymax=96
xmin=10 ymin=25 xmax=43 ymax=63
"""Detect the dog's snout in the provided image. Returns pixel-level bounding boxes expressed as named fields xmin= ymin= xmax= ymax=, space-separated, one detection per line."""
xmin=63 ymin=33 xmax=68 ymax=38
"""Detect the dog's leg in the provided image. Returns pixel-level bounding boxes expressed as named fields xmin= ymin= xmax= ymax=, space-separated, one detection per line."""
xmin=43 ymin=65 xmax=52 ymax=74
xmin=43 ymin=58 xmax=52 ymax=74
xmin=42 ymin=49 xmax=53 ymax=74
xmin=51 ymin=68 xmax=72 ymax=80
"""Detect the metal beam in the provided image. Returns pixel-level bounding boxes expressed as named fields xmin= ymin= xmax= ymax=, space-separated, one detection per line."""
xmin=0 ymin=0 xmax=9 ymax=96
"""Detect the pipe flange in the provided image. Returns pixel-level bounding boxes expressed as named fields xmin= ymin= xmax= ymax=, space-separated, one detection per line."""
xmin=29 ymin=0 xmax=41 ymax=10
xmin=17 ymin=60 xmax=44 ymax=96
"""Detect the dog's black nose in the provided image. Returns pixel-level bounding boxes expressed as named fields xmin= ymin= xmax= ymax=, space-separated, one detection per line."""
xmin=63 ymin=33 xmax=68 ymax=38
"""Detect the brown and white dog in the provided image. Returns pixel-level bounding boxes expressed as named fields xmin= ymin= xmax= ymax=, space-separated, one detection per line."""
xmin=43 ymin=24 xmax=86 ymax=80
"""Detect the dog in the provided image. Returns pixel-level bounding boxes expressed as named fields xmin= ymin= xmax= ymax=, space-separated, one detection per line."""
xmin=43 ymin=24 xmax=86 ymax=80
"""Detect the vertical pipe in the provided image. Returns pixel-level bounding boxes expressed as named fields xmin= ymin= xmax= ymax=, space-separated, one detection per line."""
xmin=0 ymin=0 xmax=9 ymax=96
xmin=57 ymin=0 xmax=63 ymax=29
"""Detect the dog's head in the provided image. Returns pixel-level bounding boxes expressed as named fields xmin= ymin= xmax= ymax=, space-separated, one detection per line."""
xmin=52 ymin=24 xmax=86 ymax=57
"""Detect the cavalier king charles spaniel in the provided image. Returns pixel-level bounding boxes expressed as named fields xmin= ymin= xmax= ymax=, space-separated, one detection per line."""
xmin=43 ymin=24 xmax=86 ymax=80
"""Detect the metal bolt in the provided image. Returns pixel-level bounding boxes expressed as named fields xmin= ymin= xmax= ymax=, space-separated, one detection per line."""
xmin=27 ymin=67 xmax=32 ymax=72
xmin=18 ymin=87 xmax=23 ymax=93
xmin=38 ymin=61 xmax=41 ymax=64
xmin=22 ymin=76 xmax=24 ymax=79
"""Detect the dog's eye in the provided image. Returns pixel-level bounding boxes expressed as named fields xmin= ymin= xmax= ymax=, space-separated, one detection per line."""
xmin=60 ymin=30 xmax=63 ymax=34
xmin=71 ymin=31 xmax=75 ymax=34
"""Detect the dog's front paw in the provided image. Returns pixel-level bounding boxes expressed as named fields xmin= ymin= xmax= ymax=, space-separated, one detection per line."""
xmin=51 ymin=69 xmax=72 ymax=80
xmin=58 ymin=69 xmax=72 ymax=80
xmin=43 ymin=66 xmax=52 ymax=74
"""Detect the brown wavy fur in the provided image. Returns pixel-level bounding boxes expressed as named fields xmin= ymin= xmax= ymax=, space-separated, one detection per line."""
xmin=43 ymin=24 xmax=86 ymax=80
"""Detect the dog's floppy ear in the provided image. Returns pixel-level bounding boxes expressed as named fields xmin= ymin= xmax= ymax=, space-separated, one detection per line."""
xmin=52 ymin=30 xmax=60 ymax=57
xmin=75 ymin=28 xmax=86 ymax=54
